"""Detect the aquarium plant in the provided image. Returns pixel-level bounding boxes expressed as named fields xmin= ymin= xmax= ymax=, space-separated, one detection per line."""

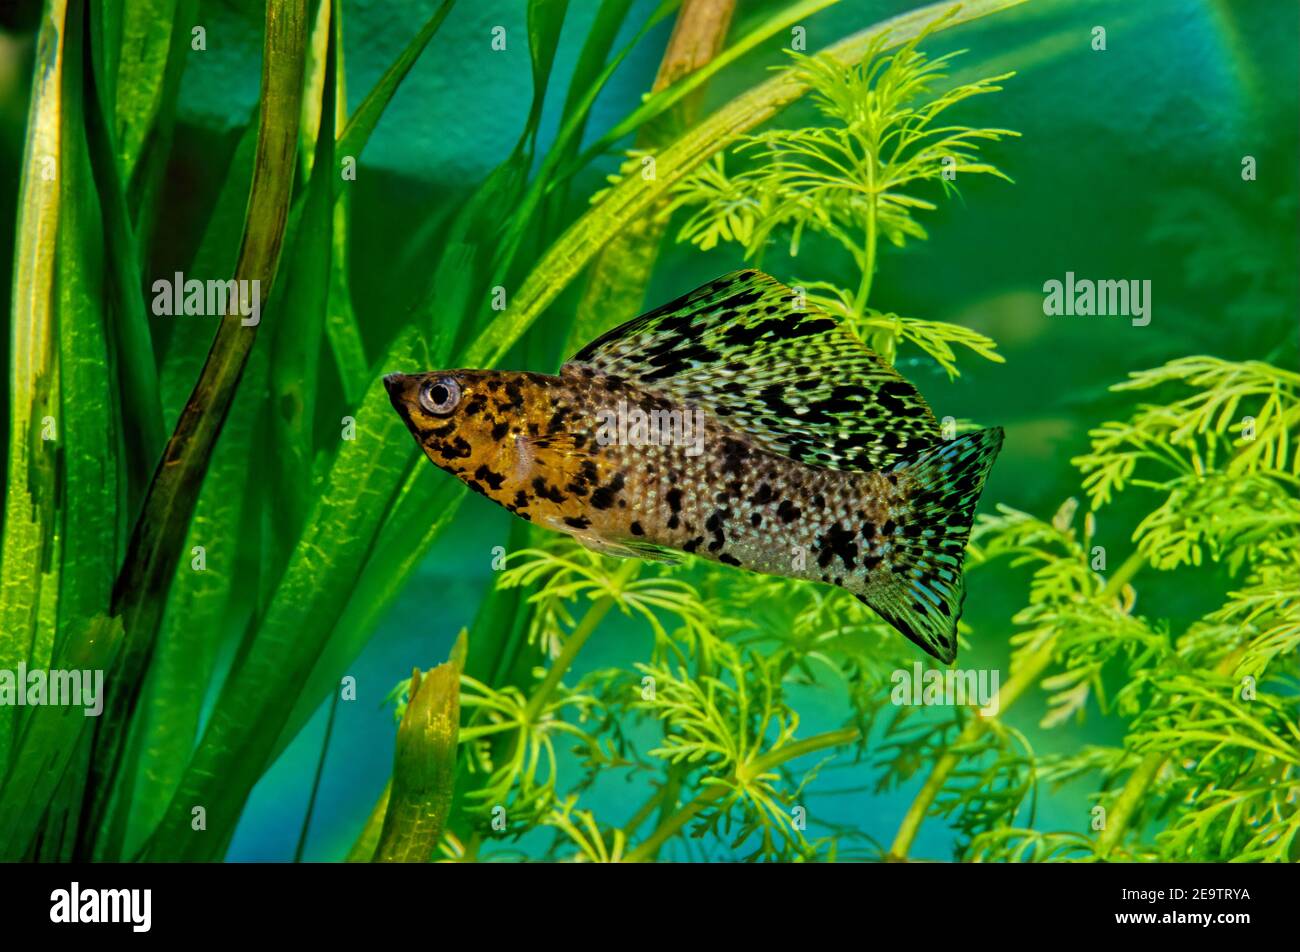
xmin=0 ymin=0 xmax=1295 ymax=865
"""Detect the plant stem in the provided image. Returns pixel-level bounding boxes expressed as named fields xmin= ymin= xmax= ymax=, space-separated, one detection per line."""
xmin=745 ymin=726 xmax=859 ymax=778
xmin=1095 ymin=647 xmax=1246 ymax=857
xmin=523 ymin=560 xmax=639 ymax=724
xmin=293 ymin=687 xmax=340 ymax=862
xmin=853 ymin=154 xmax=878 ymax=316
xmin=625 ymin=726 xmax=859 ymax=862
xmin=887 ymin=547 xmax=1147 ymax=861
xmin=625 ymin=786 xmax=729 ymax=862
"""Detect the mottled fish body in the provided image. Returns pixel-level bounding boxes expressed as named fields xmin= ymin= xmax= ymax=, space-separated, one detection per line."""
xmin=385 ymin=271 xmax=1002 ymax=663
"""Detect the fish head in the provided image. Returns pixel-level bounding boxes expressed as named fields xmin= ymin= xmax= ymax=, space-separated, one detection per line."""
xmin=383 ymin=369 xmax=571 ymax=510
xmin=384 ymin=369 xmax=506 ymax=468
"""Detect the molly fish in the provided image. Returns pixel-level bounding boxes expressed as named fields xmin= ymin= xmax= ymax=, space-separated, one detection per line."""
xmin=385 ymin=271 xmax=1002 ymax=663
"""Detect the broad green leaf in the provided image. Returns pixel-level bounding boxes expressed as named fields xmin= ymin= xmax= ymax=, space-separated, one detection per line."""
xmin=142 ymin=328 xmax=433 ymax=860
xmin=324 ymin=1 xmax=367 ymax=405
xmin=117 ymin=346 xmax=270 ymax=860
xmin=374 ymin=633 xmax=464 ymax=863
xmin=85 ymin=0 xmax=166 ymax=490
xmin=0 ymin=0 xmax=69 ymax=773
xmin=55 ymin=0 xmax=120 ymax=673
xmin=0 ymin=616 xmax=123 ymax=860
xmin=87 ymin=0 xmax=309 ymax=850
xmin=112 ymin=0 xmax=184 ymax=182
xmin=269 ymin=0 xmax=338 ymax=537
xmin=270 ymin=469 xmax=466 ymax=762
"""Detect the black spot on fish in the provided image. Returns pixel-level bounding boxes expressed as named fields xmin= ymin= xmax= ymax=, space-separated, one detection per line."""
xmin=720 ymin=438 xmax=749 ymax=476
xmin=630 ymin=521 xmax=644 ymax=536
xmin=718 ymin=553 xmax=741 ymax=566
xmin=666 ymin=488 xmax=682 ymax=513
xmin=590 ymin=472 xmax=625 ymax=511
xmin=777 ymin=500 xmax=801 ymax=523
xmin=491 ymin=420 xmax=509 ymax=441
xmin=531 ymin=477 xmax=565 ymax=504
xmin=565 ymin=516 xmax=591 ymax=529
xmin=474 ymin=465 xmax=506 ymax=491
xmin=822 ymin=523 xmax=858 ymax=570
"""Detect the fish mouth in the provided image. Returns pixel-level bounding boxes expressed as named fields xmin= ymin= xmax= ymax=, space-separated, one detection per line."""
xmin=383 ymin=372 xmax=415 ymax=428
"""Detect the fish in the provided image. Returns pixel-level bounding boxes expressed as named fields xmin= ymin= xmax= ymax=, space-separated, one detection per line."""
xmin=384 ymin=270 xmax=1002 ymax=663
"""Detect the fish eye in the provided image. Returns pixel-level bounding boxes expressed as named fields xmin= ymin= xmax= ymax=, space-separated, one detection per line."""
xmin=419 ymin=376 xmax=460 ymax=415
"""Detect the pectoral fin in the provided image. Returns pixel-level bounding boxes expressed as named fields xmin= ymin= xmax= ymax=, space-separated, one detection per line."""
xmin=548 ymin=520 xmax=682 ymax=565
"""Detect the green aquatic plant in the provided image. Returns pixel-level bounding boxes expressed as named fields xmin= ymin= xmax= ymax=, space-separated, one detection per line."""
xmin=4 ymin=0 xmax=1292 ymax=866
xmin=4 ymin=0 xmax=1027 ymax=862
xmin=370 ymin=12 xmax=1296 ymax=865
xmin=669 ymin=20 xmax=1015 ymax=375
xmin=410 ymin=350 xmax=1296 ymax=863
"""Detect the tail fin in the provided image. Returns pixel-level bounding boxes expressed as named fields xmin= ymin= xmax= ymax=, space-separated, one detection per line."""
xmin=857 ymin=427 xmax=1004 ymax=664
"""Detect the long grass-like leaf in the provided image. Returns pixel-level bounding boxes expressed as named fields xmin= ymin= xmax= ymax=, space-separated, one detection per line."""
xmin=84 ymin=0 xmax=309 ymax=855
xmin=335 ymin=0 xmax=454 ymax=162
xmin=268 ymin=0 xmax=338 ymax=537
xmin=373 ymin=634 xmax=465 ymax=863
xmin=141 ymin=329 xmax=432 ymax=860
xmin=0 ymin=0 xmax=71 ymax=773
xmin=0 ymin=616 xmax=123 ymax=859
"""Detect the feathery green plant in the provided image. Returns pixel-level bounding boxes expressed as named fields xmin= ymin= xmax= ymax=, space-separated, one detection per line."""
xmin=8 ymin=0 xmax=1289 ymax=866
xmin=372 ymin=11 xmax=1294 ymax=865
xmin=8 ymin=0 xmax=1032 ymax=862
xmin=669 ymin=19 xmax=1015 ymax=375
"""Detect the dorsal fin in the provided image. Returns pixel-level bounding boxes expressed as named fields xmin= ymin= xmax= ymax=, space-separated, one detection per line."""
xmin=563 ymin=270 xmax=941 ymax=471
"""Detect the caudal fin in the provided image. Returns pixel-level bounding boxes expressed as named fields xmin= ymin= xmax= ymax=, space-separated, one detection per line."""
xmin=857 ymin=427 xmax=1004 ymax=664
